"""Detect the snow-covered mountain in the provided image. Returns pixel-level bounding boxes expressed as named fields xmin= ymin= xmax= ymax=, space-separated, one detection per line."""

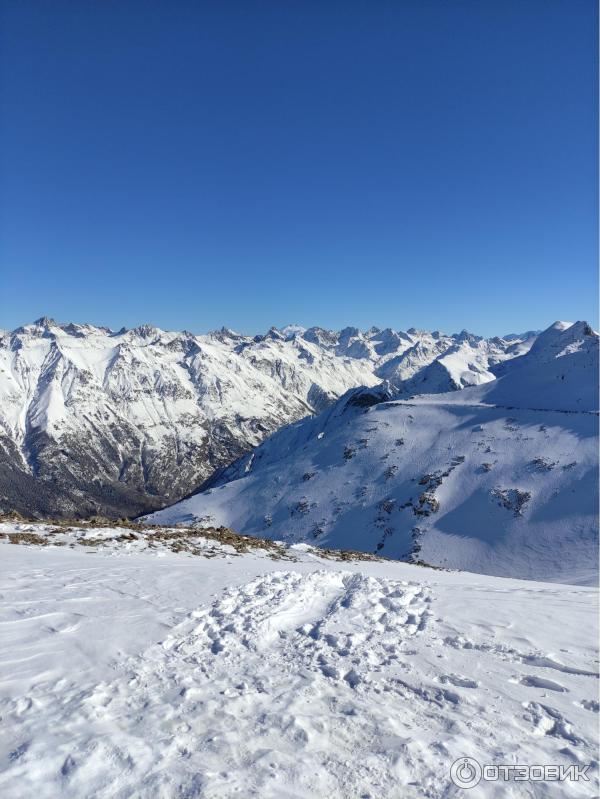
xmin=0 ymin=317 xmax=531 ymax=519
xmin=147 ymin=321 xmax=599 ymax=584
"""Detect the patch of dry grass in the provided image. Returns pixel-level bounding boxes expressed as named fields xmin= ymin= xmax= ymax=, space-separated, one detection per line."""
xmin=5 ymin=532 xmax=56 ymax=546
xmin=0 ymin=514 xmax=392 ymax=563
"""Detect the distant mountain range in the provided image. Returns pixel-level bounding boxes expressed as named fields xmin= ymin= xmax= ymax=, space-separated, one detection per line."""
xmin=147 ymin=321 xmax=599 ymax=584
xmin=0 ymin=317 xmax=538 ymax=519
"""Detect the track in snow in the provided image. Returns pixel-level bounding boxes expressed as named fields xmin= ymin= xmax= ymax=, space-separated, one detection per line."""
xmin=1 ymin=552 xmax=598 ymax=799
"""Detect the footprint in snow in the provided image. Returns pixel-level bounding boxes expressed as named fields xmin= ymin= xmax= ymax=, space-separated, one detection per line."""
xmin=575 ymin=699 xmax=599 ymax=712
xmin=437 ymin=674 xmax=479 ymax=689
xmin=523 ymin=702 xmax=585 ymax=746
xmin=515 ymin=674 xmax=568 ymax=692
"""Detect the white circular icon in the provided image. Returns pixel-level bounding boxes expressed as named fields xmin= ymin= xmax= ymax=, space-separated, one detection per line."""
xmin=450 ymin=757 xmax=482 ymax=789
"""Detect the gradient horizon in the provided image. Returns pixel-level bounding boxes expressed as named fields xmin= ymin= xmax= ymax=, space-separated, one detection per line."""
xmin=1 ymin=0 xmax=597 ymax=337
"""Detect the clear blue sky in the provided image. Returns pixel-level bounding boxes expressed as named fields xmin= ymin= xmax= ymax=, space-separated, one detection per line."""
xmin=1 ymin=0 xmax=597 ymax=336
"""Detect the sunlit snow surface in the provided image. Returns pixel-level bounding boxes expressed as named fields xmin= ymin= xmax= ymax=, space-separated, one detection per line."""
xmin=0 ymin=528 xmax=598 ymax=798
xmin=148 ymin=321 xmax=599 ymax=584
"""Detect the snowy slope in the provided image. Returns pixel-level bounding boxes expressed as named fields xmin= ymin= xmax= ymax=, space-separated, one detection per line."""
xmin=148 ymin=321 xmax=599 ymax=584
xmin=0 ymin=529 xmax=597 ymax=798
xmin=0 ymin=318 xmax=529 ymax=518
xmin=376 ymin=331 xmax=519 ymax=394
xmin=461 ymin=321 xmax=599 ymax=412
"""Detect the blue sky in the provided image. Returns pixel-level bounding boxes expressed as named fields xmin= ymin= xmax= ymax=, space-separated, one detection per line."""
xmin=1 ymin=1 xmax=597 ymax=336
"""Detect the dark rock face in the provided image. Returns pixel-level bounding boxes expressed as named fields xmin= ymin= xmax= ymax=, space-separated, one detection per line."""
xmin=0 ymin=422 xmax=253 ymax=519
xmin=0 ymin=321 xmax=379 ymax=519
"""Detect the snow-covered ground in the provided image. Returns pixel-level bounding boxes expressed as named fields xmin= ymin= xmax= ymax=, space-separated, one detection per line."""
xmin=0 ymin=525 xmax=598 ymax=798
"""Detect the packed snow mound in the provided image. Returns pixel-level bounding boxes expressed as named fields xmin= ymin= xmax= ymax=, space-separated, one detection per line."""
xmin=0 ymin=318 xmax=532 ymax=518
xmin=148 ymin=322 xmax=599 ymax=584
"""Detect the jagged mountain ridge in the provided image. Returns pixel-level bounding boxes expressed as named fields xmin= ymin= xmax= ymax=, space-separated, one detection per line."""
xmin=147 ymin=321 xmax=599 ymax=583
xmin=0 ymin=317 xmax=532 ymax=518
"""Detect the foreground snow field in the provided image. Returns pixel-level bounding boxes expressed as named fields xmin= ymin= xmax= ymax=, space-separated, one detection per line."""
xmin=0 ymin=525 xmax=598 ymax=798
